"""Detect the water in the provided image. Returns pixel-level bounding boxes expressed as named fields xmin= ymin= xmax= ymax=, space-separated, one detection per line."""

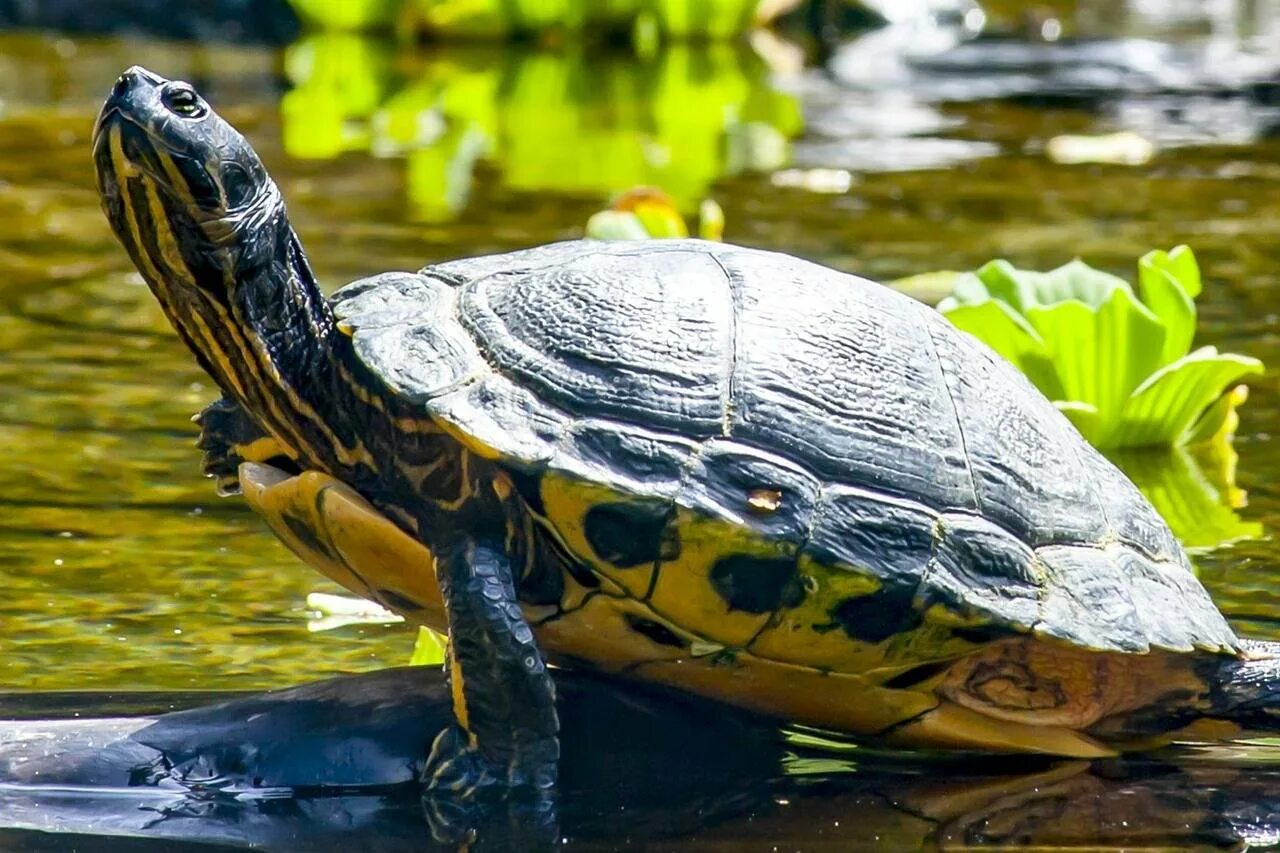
xmin=3 ymin=3 xmax=1280 ymax=847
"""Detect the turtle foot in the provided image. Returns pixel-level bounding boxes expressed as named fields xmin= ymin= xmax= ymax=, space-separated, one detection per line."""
xmin=193 ymin=399 xmax=252 ymax=496
xmin=423 ymin=724 xmax=558 ymax=796
xmin=422 ymin=725 xmax=558 ymax=847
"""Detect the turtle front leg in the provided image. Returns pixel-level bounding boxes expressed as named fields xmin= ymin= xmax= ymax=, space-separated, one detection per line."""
xmin=425 ymin=530 xmax=559 ymax=801
xmin=194 ymin=397 xmax=296 ymax=496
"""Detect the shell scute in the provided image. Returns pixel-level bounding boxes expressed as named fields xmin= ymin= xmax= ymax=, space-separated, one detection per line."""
xmin=1033 ymin=545 xmax=1147 ymax=652
xmin=333 ymin=239 xmax=1238 ymax=657
xmin=679 ymin=440 xmax=820 ymax=542
xmin=803 ymin=486 xmax=936 ymax=598
xmin=926 ymin=320 xmax=1109 ymax=549
xmin=553 ymin=419 xmax=693 ymax=501
xmin=920 ymin=514 xmax=1041 ymax=631
xmin=332 ymin=271 xmax=451 ymax=328
xmin=427 ymin=374 xmax=563 ymax=464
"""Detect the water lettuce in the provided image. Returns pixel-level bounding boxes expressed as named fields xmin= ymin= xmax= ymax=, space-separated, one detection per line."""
xmin=937 ymin=246 xmax=1264 ymax=450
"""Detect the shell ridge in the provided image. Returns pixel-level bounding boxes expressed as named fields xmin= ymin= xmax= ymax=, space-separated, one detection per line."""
xmin=705 ymin=249 xmax=740 ymax=439
xmin=922 ymin=315 xmax=982 ymax=515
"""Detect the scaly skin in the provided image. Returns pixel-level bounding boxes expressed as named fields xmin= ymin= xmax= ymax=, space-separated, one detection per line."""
xmin=93 ymin=67 xmax=560 ymax=816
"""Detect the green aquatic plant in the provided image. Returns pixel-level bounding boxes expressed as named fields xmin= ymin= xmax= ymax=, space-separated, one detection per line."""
xmin=281 ymin=33 xmax=396 ymax=159
xmin=409 ymin=626 xmax=448 ymax=665
xmin=937 ymin=246 xmax=1264 ymax=450
xmin=586 ymin=187 xmax=724 ymax=240
xmin=280 ymin=37 xmax=800 ymax=221
xmin=1111 ymin=394 xmax=1262 ymax=554
xmin=287 ymin=0 xmax=798 ymax=39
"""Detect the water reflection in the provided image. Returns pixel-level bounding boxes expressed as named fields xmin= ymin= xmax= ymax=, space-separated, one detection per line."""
xmin=4 ymin=666 xmax=1280 ymax=850
xmin=1116 ymin=438 xmax=1264 ymax=554
xmin=283 ymin=35 xmax=802 ymax=220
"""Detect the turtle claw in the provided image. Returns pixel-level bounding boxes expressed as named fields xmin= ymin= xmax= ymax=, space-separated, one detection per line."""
xmin=424 ymin=723 xmax=558 ymax=793
xmin=424 ymin=724 xmax=505 ymax=797
xmin=195 ymin=399 xmax=253 ymax=493
xmin=422 ymin=725 xmax=559 ymax=848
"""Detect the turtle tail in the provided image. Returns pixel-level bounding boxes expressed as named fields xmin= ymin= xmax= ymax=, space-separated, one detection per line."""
xmin=1202 ymin=639 xmax=1280 ymax=732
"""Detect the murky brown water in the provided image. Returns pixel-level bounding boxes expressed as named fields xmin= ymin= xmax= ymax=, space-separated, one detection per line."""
xmin=4 ymin=5 xmax=1280 ymax=847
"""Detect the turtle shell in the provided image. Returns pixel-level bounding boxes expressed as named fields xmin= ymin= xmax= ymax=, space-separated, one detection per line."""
xmin=330 ymin=239 xmax=1237 ymax=666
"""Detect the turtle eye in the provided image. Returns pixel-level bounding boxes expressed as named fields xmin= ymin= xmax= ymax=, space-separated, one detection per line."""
xmin=162 ymin=82 xmax=206 ymax=118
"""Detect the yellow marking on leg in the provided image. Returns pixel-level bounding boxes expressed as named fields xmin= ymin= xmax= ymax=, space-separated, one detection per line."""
xmin=449 ymin=649 xmax=472 ymax=736
xmin=235 ymin=436 xmax=287 ymax=464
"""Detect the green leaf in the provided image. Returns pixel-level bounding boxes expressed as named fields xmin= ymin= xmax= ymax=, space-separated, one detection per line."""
xmin=409 ymin=626 xmax=448 ymax=666
xmin=975 ymin=258 xmax=1131 ymax=312
xmin=1159 ymin=244 xmax=1202 ymax=298
xmin=1138 ymin=246 xmax=1198 ymax=364
xmin=1111 ymin=348 xmax=1265 ymax=448
xmin=937 ymin=247 xmax=1264 ymax=451
xmin=969 ymin=260 xmax=1030 ymax=310
xmin=586 ymin=210 xmax=652 ymax=240
xmin=1023 ymin=288 xmax=1165 ymax=437
xmin=940 ymin=300 xmax=1063 ymax=400
xmin=1184 ymin=383 xmax=1249 ymax=446
xmin=939 ymin=270 xmax=992 ymax=307
xmin=1055 ymin=401 xmax=1103 ymax=445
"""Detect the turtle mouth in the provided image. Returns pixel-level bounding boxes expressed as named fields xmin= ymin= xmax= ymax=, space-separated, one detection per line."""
xmin=93 ymin=109 xmax=178 ymax=191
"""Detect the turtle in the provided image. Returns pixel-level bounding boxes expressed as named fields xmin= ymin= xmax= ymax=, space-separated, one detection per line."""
xmin=93 ymin=66 xmax=1280 ymax=799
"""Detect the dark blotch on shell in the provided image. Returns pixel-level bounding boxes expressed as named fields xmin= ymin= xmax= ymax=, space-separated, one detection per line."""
xmin=583 ymin=500 xmax=675 ymax=568
xmin=830 ymin=584 xmax=922 ymax=644
xmin=710 ymin=555 xmax=805 ymax=614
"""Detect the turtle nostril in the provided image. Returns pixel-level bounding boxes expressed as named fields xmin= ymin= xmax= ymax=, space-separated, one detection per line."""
xmin=110 ymin=66 xmax=164 ymax=101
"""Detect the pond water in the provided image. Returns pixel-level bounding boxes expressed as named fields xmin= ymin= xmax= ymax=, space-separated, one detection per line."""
xmin=3 ymin=2 xmax=1280 ymax=847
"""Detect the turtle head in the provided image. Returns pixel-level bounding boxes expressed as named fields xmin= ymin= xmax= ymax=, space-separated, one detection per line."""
xmin=92 ymin=67 xmax=341 ymax=459
xmin=93 ymin=66 xmax=275 ymax=244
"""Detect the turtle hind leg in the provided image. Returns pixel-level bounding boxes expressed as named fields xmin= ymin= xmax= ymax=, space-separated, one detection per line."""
xmin=194 ymin=397 xmax=297 ymax=495
xmin=425 ymin=529 xmax=559 ymax=799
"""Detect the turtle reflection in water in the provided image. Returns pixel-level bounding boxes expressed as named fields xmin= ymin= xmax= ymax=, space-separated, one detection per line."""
xmin=93 ymin=67 xmax=1280 ymax=809
xmin=1 ymin=667 xmax=1276 ymax=850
